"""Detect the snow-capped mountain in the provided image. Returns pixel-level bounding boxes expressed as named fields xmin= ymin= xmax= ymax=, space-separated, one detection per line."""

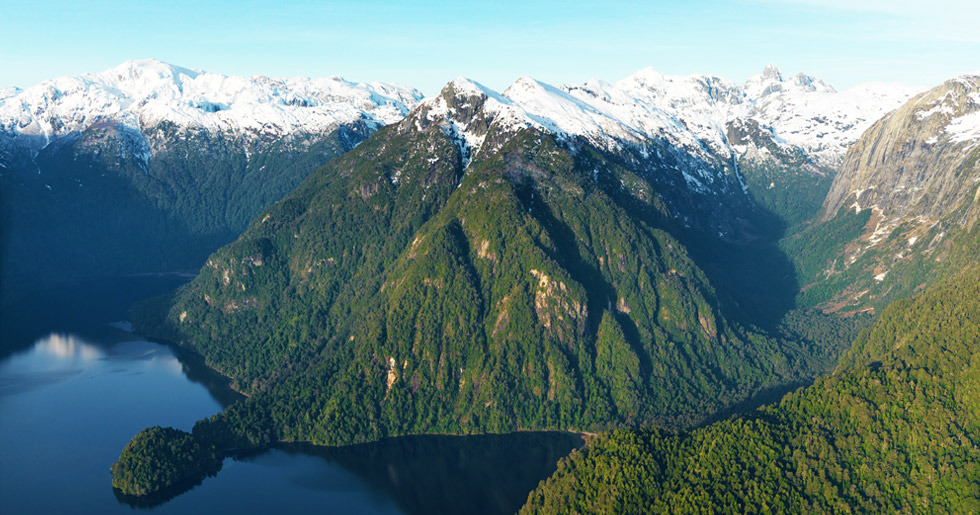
xmin=0 ymin=60 xmax=421 ymax=306
xmin=0 ymin=58 xmax=423 ymax=156
xmin=408 ymin=65 xmax=919 ymax=177
xmin=398 ymin=67 xmax=918 ymax=236
xmin=1 ymin=60 xmax=917 ymax=173
xmin=824 ymin=73 xmax=980 ymax=232
xmin=0 ymin=60 xmax=924 ymax=305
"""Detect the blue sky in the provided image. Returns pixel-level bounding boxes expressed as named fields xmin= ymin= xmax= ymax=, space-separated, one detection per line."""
xmin=1 ymin=0 xmax=977 ymax=95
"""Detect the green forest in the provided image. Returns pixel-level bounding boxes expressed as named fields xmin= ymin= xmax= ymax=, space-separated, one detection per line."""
xmin=118 ymin=106 xmax=873 ymax=494
xmin=523 ymin=265 xmax=980 ymax=514
xmin=111 ymin=426 xmax=221 ymax=497
xmin=1 ymin=122 xmax=368 ymax=305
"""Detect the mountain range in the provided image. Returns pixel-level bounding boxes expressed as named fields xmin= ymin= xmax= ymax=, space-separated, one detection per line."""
xmin=0 ymin=60 xmax=917 ymax=306
xmin=0 ymin=60 xmax=421 ymax=304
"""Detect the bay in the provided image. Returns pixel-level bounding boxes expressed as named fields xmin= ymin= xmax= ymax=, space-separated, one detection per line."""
xmin=0 ymin=277 xmax=582 ymax=514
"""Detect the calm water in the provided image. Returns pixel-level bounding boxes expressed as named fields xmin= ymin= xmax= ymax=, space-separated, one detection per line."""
xmin=0 ymin=277 xmax=583 ymax=514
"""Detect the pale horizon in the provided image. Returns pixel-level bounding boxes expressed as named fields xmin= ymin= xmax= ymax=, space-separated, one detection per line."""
xmin=2 ymin=0 xmax=977 ymax=96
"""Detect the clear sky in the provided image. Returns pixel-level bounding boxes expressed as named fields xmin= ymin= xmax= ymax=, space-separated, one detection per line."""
xmin=1 ymin=0 xmax=977 ymax=95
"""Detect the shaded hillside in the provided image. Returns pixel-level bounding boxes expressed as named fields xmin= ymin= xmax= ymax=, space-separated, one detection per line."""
xmin=121 ymin=79 xmax=849 ymax=470
xmin=0 ymin=59 xmax=422 ymax=304
xmin=0 ymin=122 xmax=369 ymax=304
xmin=522 ymin=262 xmax=980 ymax=514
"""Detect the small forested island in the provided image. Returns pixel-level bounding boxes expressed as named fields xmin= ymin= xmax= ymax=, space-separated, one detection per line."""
xmin=111 ymin=426 xmax=221 ymax=497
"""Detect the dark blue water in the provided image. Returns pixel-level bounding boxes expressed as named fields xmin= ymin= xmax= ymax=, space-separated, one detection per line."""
xmin=0 ymin=277 xmax=582 ymax=514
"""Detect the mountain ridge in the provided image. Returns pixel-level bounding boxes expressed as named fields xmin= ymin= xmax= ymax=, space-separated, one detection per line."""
xmin=100 ymin=68 xmax=960 ymax=501
xmin=1 ymin=60 xmax=920 ymax=171
xmin=0 ymin=58 xmax=423 ymax=164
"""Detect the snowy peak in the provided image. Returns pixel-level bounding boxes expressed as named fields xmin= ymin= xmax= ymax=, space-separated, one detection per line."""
xmin=0 ymin=59 xmax=425 ymax=144
xmin=615 ymin=67 xmax=743 ymax=107
xmin=435 ymin=77 xmax=512 ymax=125
xmin=912 ymin=73 xmax=980 ymax=146
xmin=441 ymin=76 xmax=498 ymax=102
xmin=503 ymin=76 xmax=632 ymax=143
xmin=743 ymin=64 xmax=835 ymax=99
xmin=823 ymin=73 xmax=980 ymax=228
xmin=99 ymin=58 xmax=201 ymax=97
xmin=791 ymin=72 xmax=835 ymax=94
xmin=744 ymin=64 xmax=785 ymax=97
xmin=761 ymin=64 xmax=783 ymax=81
xmin=412 ymin=77 xmax=525 ymax=169
xmin=409 ymin=66 xmax=918 ymax=175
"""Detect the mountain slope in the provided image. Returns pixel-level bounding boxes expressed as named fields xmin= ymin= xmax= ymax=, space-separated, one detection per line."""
xmin=522 ymin=261 xmax=980 ymax=514
xmin=0 ymin=60 xmax=423 ymax=304
xmin=110 ymin=68 xmax=917 ymax=496
xmin=0 ymin=62 xmax=914 ymax=307
xmin=782 ymin=74 xmax=980 ymax=312
xmin=113 ymin=78 xmax=881 ymax=498
xmin=145 ymin=79 xmax=823 ymax=426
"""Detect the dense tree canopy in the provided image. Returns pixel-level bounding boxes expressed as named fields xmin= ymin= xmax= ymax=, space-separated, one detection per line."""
xmin=111 ymin=426 xmax=221 ymax=497
xmin=522 ymin=265 xmax=980 ymax=514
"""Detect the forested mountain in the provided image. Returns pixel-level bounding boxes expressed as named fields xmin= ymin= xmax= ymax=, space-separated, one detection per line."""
xmin=1 ymin=61 xmax=914 ymax=308
xmin=781 ymin=74 xmax=980 ymax=313
xmin=87 ymin=62 xmax=958 ymax=501
xmin=522 ymin=261 xmax=980 ymax=514
xmin=0 ymin=60 xmax=422 ymax=304
xmin=137 ymin=78 xmax=817 ymax=431
xmin=520 ymin=81 xmax=980 ymax=513
xmin=109 ymin=68 xmax=910 ymax=496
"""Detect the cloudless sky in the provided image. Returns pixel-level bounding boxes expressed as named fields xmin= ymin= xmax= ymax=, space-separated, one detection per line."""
xmin=1 ymin=0 xmax=977 ymax=95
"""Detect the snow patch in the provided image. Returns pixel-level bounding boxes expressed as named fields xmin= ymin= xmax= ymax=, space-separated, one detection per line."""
xmin=946 ymin=111 xmax=980 ymax=146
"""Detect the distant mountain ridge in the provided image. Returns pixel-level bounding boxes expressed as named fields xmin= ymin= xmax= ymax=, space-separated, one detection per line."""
xmin=1 ymin=60 xmax=917 ymax=172
xmin=0 ymin=60 xmax=423 ymax=305
xmin=408 ymin=64 xmax=918 ymax=171
xmin=403 ymin=67 xmax=918 ymax=239
xmin=0 ymin=58 xmax=422 ymax=156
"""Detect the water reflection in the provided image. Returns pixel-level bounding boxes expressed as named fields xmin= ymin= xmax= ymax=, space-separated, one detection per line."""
xmin=113 ymin=432 xmax=585 ymax=514
xmin=263 ymin=433 xmax=584 ymax=515
xmin=37 ymin=333 xmax=103 ymax=361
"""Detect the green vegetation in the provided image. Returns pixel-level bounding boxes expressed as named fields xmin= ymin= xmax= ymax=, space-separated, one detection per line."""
xmin=522 ymin=265 xmax=980 ymax=513
xmin=119 ymin=114 xmax=854 ymax=485
xmin=111 ymin=426 xmax=221 ymax=496
xmin=1 ymin=123 xmax=366 ymax=305
xmin=738 ymin=154 xmax=835 ymax=232
xmin=779 ymin=179 xmax=980 ymax=313
xmin=118 ymin=87 xmax=979 ymax=502
xmin=780 ymin=205 xmax=872 ymax=307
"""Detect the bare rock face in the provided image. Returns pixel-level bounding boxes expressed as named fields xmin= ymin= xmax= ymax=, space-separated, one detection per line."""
xmin=795 ymin=76 xmax=980 ymax=314
xmin=823 ymin=75 xmax=980 ymax=229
